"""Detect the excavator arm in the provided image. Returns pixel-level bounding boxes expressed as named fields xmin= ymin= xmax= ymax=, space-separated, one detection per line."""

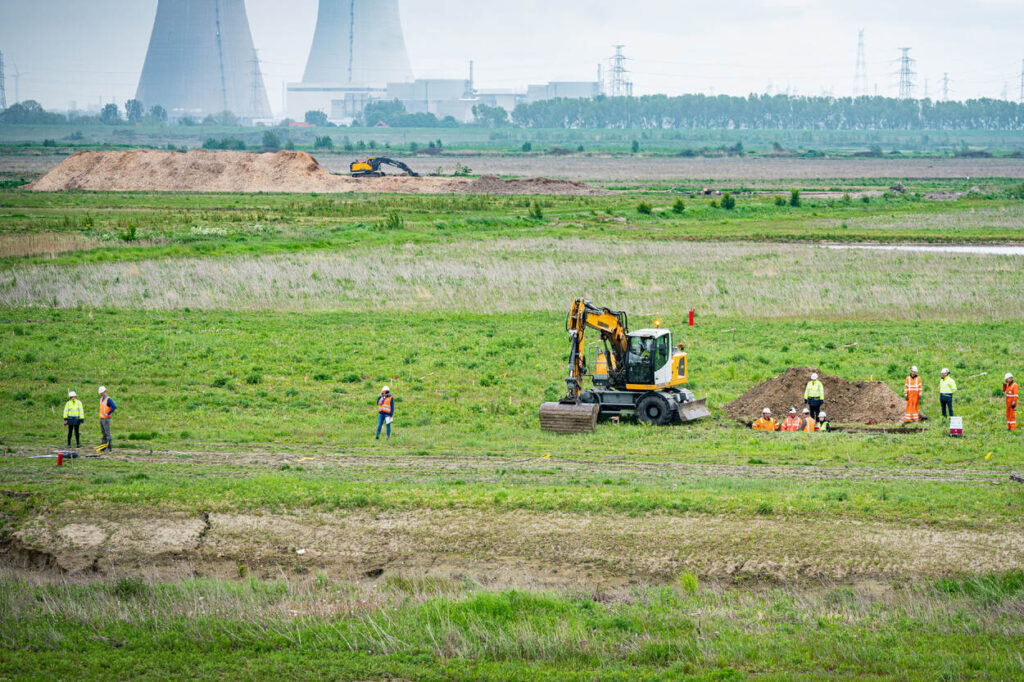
xmin=350 ymin=157 xmax=420 ymax=178
xmin=563 ymin=298 xmax=629 ymax=402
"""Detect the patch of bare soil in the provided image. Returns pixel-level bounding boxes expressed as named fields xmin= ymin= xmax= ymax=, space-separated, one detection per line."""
xmin=725 ymin=367 xmax=904 ymax=425
xmin=27 ymin=150 xmax=603 ymax=195
xmin=8 ymin=509 xmax=1022 ymax=586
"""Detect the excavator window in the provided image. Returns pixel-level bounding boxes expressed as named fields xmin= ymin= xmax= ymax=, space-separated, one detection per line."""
xmin=655 ymin=336 xmax=671 ymax=370
xmin=627 ymin=337 xmax=654 ymax=385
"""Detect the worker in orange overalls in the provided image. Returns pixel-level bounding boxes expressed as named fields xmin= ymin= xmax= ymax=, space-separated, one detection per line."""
xmin=904 ymin=366 xmax=923 ymax=423
xmin=1004 ymin=373 xmax=1018 ymax=432
xmin=801 ymin=408 xmax=817 ymax=432
xmin=780 ymin=408 xmax=803 ymax=432
xmin=752 ymin=408 xmax=779 ymax=431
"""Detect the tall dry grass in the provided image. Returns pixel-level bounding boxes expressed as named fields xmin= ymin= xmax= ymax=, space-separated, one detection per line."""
xmin=0 ymin=232 xmax=102 ymax=258
xmin=1 ymin=239 xmax=1021 ymax=319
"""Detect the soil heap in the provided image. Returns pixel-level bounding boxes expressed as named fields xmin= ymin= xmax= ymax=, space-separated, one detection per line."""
xmin=725 ymin=367 xmax=904 ymax=425
xmin=29 ymin=150 xmax=605 ymax=195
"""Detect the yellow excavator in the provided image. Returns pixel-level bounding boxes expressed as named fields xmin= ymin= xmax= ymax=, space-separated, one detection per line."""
xmin=349 ymin=157 xmax=419 ymax=178
xmin=539 ymin=298 xmax=710 ymax=434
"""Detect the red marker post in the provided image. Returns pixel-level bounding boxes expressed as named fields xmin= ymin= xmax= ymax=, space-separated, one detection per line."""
xmin=688 ymin=308 xmax=695 ymax=327
xmin=57 ymin=451 xmax=64 ymax=467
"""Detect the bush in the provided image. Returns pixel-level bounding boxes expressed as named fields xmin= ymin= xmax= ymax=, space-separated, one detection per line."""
xmin=521 ymin=141 xmax=532 ymax=152
xmin=721 ymin=192 xmax=736 ymax=210
xmin=631 ymin=140 xmax=640 ymax=153
xmin=774 ymin=195 xmax=787 ymax=206
xmin=636 ymin=202 xmax=653 ymax=215
xmin=672 ymin=198 xmax=685 ymax=214
xmin=789 ymin=189 xmax=802 ymax=207
xmin=245 ymin=372 xmax=262 ymax=385
xmin=313 ymin=135 xmax=334 ymax=150
xmin=529 ymin=200 xmax=544 ymax=220
xmin=377 ymin=211 xmax=405 ymax=231
xmin=678 ymin=572 xmax=699 ymax=597
xmin=262 ymin=131 xmax=281 ymax=150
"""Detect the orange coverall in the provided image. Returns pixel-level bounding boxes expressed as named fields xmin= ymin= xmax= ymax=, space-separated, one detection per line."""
xmin=780 ymin=415 xmax=803 ymax=432
xmin=904 ymin=375 xmax=922 ymax=423
xmin=1005 ymin=380 xmax=1018 ymax=431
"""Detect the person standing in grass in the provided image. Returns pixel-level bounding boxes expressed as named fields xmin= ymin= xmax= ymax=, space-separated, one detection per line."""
xmin=1004 ymin=373 xmax=1018 ymax=432
xmin=376 ymin=386 xmax=394 ymax=440
xmin=63 ymin=391 xmax=84 ymax=448
xmin=904 ymin=366 xmax=923 ymax=423
xmin=938 ymin=369 xmax=957 ymax=418
xmin=98 ymin=386 xmax=117 ymax=451
xmin=804 ymin=373 xmax=825 ymax=420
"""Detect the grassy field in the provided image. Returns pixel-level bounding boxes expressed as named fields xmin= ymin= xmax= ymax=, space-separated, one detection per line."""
xmin=2 ymin=174 xmax=1024 ymax=680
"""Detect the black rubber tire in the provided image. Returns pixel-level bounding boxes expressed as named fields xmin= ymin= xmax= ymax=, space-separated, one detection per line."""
xmin=637 ymin=394 xmax=674 ymax=426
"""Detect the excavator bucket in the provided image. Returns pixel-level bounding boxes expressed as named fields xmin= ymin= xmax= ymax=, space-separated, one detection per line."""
xmin=539 ymin=402 xmax=600 ymax=434
xmin=678 ymin=398 xmax=711 ymax=423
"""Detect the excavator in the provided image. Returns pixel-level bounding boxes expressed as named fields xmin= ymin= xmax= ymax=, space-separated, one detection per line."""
xmin=349 ymin=157 xmax=420 ymax=178
xmin=539 ymin=298 xmax=711 ymax=434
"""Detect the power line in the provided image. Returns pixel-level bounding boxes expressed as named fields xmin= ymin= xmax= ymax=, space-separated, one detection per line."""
xmin=853 ymin=29 xmax=868 ymax=97
xmin=608 ymin=45 xmax=633 ymax=97
xmin=0 ymin=51 xmax=6 ymax=110
xmin=896 ymin=47 xmax=915 ymax=99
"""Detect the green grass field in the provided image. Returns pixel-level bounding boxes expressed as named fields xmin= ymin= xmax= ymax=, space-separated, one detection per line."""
xmin=2 ymin=173 xmax=1023 ymax=680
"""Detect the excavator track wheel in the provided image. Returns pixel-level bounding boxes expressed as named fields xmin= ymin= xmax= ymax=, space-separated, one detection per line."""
xmin=637 ymin=394 xmax=674 ymax=426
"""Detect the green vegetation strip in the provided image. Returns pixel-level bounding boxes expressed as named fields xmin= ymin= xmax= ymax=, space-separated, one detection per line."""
xmin=2 ymin=574 xmax=1022 ymax=680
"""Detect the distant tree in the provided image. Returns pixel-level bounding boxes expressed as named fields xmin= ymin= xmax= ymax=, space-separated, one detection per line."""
xmin=631 ymin=139 xmax=640 ymax=153
xmin=147 ymin=105 xmax=168 ymax=123
xmin=262 ymin=130 xmax=281 ymax=150
xmin=202 ymin=137 xmax=246 ymax=151
xmin=721 ymin=192 xmax=736 ymax=210
xmin=313 ymin=135 xmax=334 ymax=150
xmin=0 ymin=100 xmax=66 ymax=125
xmin=214 ymin=110 xmax=238 ymax=126
xmin=363 ymin=99 xmax=407 ymax=126
xmin=305 ymin=110 xmax=329 ymax=126
xmin=521 ymin=141 xmax=532 ymax=152
xmin=179 ymin=116 xmax=196 ymax=126
xmin=125 ymin=99 xmax=144 ymax=124
xmin=100 ymin=103 xmax=122 ymax=125
xmin=285 ymin=139 xmax=296 ymax=150
xmin=472 ymin=103 xmax=509 ymax=128
xmin=368 ymin=140 xmax=378 ymax=150
xmin=789 ymin=189 xmax=802 ymax=207
xmin=201 ymin=114 xmax=217 ymax=126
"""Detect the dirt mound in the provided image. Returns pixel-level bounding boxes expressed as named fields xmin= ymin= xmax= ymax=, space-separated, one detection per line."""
xmin=29 ymin=150 xmax=604 ymax=195
xmin=725 ymin=367 xmax=904 ymax=425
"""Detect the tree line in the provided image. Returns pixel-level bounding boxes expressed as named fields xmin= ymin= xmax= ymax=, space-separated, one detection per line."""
xmin=510 ymin=94 xmax=1024 ymax=130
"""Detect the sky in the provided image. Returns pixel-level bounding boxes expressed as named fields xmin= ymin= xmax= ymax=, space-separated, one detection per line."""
xmin=1 ymin=0 xmax=1022 ymax=116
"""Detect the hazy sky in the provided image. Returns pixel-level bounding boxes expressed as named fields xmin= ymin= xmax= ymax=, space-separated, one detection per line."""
xmin=1 ymin=0 xmax=1022 ymax=115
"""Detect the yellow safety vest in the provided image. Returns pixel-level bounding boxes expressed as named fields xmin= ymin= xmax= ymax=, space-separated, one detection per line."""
xmin=804 ymin=381 xmax=824 ymax=400
xmin=939 ymin=377 xmax=957 ymax=395
xmin=63 ymin=399 xmax=84 ymax=419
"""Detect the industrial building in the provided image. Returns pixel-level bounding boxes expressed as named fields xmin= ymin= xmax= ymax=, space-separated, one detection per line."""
xmin=136 ymin=0 xmax=271 ymax=119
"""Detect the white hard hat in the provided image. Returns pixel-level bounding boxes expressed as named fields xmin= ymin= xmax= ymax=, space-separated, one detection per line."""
xmin=789 ymin=408 xmax=797 ymax=414
xmin=910 ymin=366 xmax=918 ymax=373
xmin=382 ymin=385 xmax=390 ymax=393
xmin=811 ymin=373 xmax=819 ymax=381
xmin=763 ymin=407 xmax=771 ymax=414
xmin=98 ymin=386 xmax=106 ymax=394
xmin=819 ymin=411 xmax=827 ymax=418
xmin=68 ymin=391 xmax=77 ymax=398
xmin=802 ymin=408 xmax=810 ymax=414
xmin=1007 ymin=373 xmax=1014 ymax=381
xmin=941 ymin=368 xmax=949 ymax=375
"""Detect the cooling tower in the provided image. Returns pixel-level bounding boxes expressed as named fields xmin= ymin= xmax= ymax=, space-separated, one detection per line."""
xmin=302 ymin=0 xmax=414 ymax=87
xmin=136 ymin=0 xmax=271 ymax=118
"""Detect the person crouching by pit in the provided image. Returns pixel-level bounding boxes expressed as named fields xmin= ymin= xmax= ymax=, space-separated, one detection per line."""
xmin=376 ymin=386 xmax=394 ymax=440
xmin=816 ymin=411 xmax=831 ymax=432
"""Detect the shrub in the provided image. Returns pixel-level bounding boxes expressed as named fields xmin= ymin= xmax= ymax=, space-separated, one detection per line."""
xmin=631 ymin=140 xmax=640 ymax=153
xmin=245 ymin=372 xmax=263 ymax=385
xmin=313 ymin=135 xmax=334 ymax=150
xmin=212 ymin=376 xmax=231 ymax=388
xmin=636 ymin=202 xmax=653 ymax=215
xmin=774 ymin=195 xmax=787 ymax=206
xmin=521 ymin=141 xmax=532 ymax=152
xmin=529 ymin=200 xmax=544 ymax=220
xmin=789 ymin=189 xmax=802 ymax=207
xmin=378 ymin=211 xmax=405 ymax=231
xmin=678 ymin=571 xmax=699 ymax=596
xmin=672 ymin=198 xmax=685 ymax=214
xmin=721 ymin=192 xmax=736 ymax=210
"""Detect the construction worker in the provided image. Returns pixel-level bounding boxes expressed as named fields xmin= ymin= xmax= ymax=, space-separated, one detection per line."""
xmin=801 ymin=407 xmax=817 ymax=432
xmin=376 ymin=386 xmax=394 ymax=440
xmin=63 ymin=391 xmax=84 ymax=448
xmin=816 ymin=411 xmax=831 ymax=432
xmin=98 ymin=386 xmax=117 ymax=451
xmin=938 ymin=369 xmax=957 ymax=418
xmin=904 ymin=366 xmax=923 ymax=423
xmin=752 ymin=408 xmax=779 ymax=431
xmin=804 ymin=373 xmax=825 ymax=420
xmin=1005 ymin=373 xmax=1018 ymax=432
xmin=781 ymin=408 xmax=803 ymax=432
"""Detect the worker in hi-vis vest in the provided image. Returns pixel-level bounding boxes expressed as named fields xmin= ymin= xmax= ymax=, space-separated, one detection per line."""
xmin=803 ymin=373 xmax=825 ymax=420
xmin=938 ymin=369 xmax=957 ymax=418
xmin=1004 ymin=373 xmax=1018 ymax=432
xmin=63 ymin=391 xmax=84 ymax=448
xmin=904 ymin=366 xmax=923 ymax=423
xmin=376 ymin=386 xmax=394 ymax=440
xmin=98 ymin=386 xmax=117 ymax=450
